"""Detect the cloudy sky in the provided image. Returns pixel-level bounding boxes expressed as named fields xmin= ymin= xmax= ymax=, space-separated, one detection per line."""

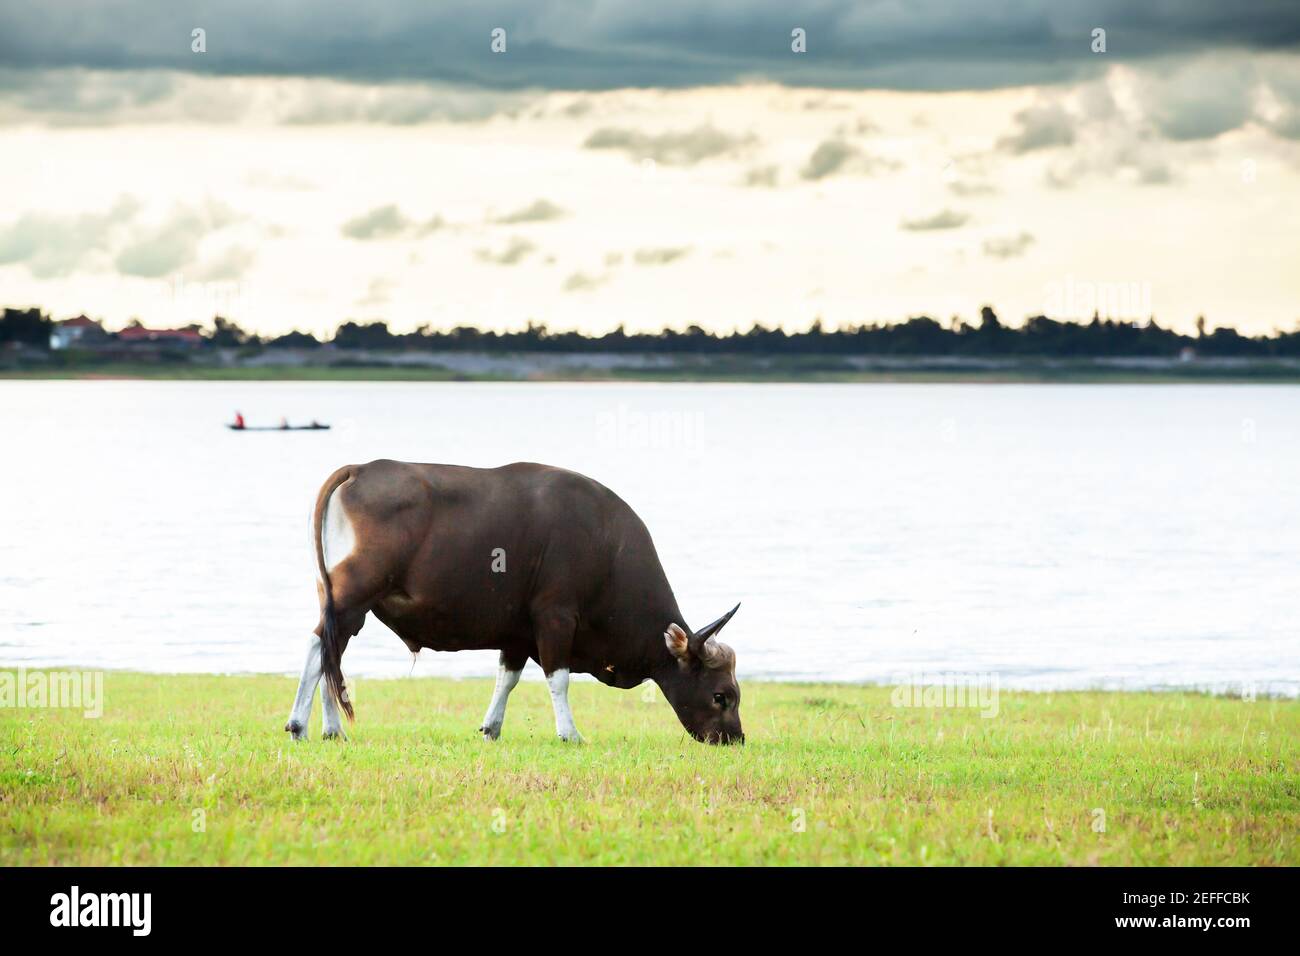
xmin=1 ymin=1 xmax=1298 ymax=337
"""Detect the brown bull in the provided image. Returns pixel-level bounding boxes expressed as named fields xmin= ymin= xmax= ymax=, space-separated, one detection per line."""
xmin=283 ymin=460 xmax=743 ymax=744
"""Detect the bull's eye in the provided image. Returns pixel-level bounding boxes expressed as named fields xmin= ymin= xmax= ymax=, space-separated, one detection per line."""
xmin=713 ymin=693 xmax=727 ymax=708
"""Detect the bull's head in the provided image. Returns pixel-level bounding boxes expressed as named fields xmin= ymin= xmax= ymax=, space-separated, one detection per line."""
xmin=661 ymin=603 xmax=743 ymax=745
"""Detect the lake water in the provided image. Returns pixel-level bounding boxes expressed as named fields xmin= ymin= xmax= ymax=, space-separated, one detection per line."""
xmin=1 ymin=381 xmax=1296 ymax=696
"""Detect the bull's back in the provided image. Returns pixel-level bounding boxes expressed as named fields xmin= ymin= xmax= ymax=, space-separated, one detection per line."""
xmin=337 ymin=460 xmax=626 ymax=651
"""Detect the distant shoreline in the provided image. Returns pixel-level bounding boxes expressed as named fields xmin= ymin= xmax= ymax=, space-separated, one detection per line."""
xmin=4 ymin=352 xmax=1300 ymax=384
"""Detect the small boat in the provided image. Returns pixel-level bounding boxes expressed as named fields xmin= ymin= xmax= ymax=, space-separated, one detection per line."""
xmin=227 ymin=423 xmax=331 ymax=431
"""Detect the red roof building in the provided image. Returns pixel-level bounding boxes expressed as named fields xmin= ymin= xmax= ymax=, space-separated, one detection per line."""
xmin=50 ymin=315 xmax=110 ymax=350
xmin=115 ymin=326 xmax=205 ymax=347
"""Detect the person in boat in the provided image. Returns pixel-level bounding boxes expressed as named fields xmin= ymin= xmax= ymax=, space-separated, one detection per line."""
xmin=279 ymin=417 xmax=289 ymax=430
xmin=232 ymin=411 xmax=246 ymax=430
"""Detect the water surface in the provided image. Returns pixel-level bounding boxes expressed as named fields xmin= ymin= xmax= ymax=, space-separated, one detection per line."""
xmin=1 ymin=381 xmax=1295 ymax=695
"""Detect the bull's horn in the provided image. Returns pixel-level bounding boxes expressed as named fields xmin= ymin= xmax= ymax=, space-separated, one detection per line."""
xmin=694 ymin=602 xmax=740 ymax=643
xmin=691 ymin=602 xmax=741 ymax=666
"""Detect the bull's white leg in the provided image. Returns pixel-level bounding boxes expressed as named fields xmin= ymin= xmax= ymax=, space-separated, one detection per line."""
xmin=479 ymin=658 xmax=523 ymax=741
xmin=546 ymin=668 xmax=582 ymax=743
xmin=320 ymin=674 xmax=345 ymax=740
xmin=284 ymin=634 xmax=322 ymax=740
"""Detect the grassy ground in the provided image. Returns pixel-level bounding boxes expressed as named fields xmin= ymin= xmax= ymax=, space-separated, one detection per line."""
xmin=1 ymin=672 xmax=1295 ymax=865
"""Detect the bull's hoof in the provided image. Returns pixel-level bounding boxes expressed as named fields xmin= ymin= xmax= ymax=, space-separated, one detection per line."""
xmin=285 ymin=720 xmax=306 ymax=741
xmin=322 ymin=730 xmax=342 ymax=741
xmin=557 ymin=732 xmax=583 ymax=744
xmin=479 ymin=724 xmax=501 ymax=741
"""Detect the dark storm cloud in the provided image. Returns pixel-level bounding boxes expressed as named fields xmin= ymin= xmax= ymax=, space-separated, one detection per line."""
xmin=1 ymin=1 xmax=1297 ymax=91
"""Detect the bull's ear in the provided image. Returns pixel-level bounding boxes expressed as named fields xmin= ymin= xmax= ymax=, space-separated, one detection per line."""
xmin=695 ymin=603 xmax=740 ymax=641
xmin=664 ymin=623 xmax=691 ymax=661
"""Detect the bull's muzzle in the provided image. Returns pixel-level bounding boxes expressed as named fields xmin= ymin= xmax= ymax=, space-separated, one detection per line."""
xmin=698 ymin=730 xmax=745 ymax=745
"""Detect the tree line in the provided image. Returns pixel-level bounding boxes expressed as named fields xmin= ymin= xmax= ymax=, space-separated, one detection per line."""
xmin=5 ymin=305 xmax=1300 ymax=358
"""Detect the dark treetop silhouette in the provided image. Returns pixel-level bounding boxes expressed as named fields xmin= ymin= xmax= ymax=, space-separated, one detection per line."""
xmin=7 ymin=305 xmax=1300 ymax=359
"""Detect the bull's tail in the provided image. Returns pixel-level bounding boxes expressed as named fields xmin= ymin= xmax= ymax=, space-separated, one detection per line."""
xmin=314 ymin=467 xmax=354 ymax=722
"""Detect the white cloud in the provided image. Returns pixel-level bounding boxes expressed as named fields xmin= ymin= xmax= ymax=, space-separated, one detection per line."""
xmin=0 ymin=197 xmax=139 ymax=277
xmin=115 ymin=203 xmax=239 ymax=277
xmin=357 ymin=277 xmax=395 ymax=307
xmin=4 ymin=74 xmax=1299 ymax=338
xmin=563 ymin=271 xmax=608 ymax=292
xmin=0 ymin=197 xmax=240 ymax=279
xmin=901 ymin=209 xmax=969 ymax=231
xmin=800 ymin=139 xmax=899 ymax=180
xmin=1135 ymin=59 xmax=1257 ymax=141
xmin=191 ymin=245 xmax=257 ymax=281
xmin=341 ymin=205 xmax=443 ymax=240
xmin=802 ymin=139 xmax=857 ymax=180
xmin=948 ymin=179 xmax=997 ymax=196
xmin=476 ymin=237 xmax=536 ymax=265
xmin=982 ymin=232 xmax=1035 ymax=258
xmin=493 ymin=199 xmax=566 ymax=224
xmin=997 ymin=100 xmax=1076 ymax=153
xmin=583 ymin=125 xmax=752 ymax=166
xmin=632 ymin=247 xmax=691 ymax=266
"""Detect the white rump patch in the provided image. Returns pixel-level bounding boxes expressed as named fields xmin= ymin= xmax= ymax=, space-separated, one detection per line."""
xmin=320 ymin=484 xmax=357 ymax=576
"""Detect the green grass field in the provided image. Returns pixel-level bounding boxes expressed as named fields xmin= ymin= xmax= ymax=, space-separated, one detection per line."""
xmin=2 ymin=672 xmax=1295 ymax=865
